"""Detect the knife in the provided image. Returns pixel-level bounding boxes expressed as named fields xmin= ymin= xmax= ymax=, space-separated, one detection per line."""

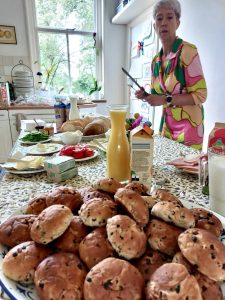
xmin=122 ymin=67 xmax=149 ymax=97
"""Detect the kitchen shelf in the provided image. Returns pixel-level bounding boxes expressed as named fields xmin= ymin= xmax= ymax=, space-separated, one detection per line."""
xmin=112 ymin=0 xmax=154 ymax=25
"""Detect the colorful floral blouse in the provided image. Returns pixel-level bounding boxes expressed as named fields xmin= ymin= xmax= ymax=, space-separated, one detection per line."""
xmin=151 ymin=37 xmax=207 ymax=150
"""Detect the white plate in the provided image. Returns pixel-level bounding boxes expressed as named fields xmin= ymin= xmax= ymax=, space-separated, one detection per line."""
xmin=26 ymin=143 xmax=63 ymax=155
xmin=74 ymin=149 xmax=98 ymax=162
xmin=82 ymin=133 xmax=106 ymax=142
xmin=5 ymin=168 xmax=45 ymax=175
xmin=20 ymin=138 xmax=52 ymax=145
xmin=0 ymin=201 xmax=225 ymax=299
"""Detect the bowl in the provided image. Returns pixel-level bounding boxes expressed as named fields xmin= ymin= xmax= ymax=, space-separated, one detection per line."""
xmin=60 ymin=131 xmax=83 ymax=145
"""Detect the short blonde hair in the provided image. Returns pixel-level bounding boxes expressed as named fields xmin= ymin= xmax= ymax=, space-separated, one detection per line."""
xmin=153 ymin=0 xmax=181 ymax=20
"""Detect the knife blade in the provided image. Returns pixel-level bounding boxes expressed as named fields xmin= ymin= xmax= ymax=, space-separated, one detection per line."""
xmin=122 ymin=67 xmax=149 ymax=97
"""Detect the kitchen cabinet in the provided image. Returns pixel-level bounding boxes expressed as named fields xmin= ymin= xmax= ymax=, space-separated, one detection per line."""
xmin=0 ymin=110 xmax=12 ymax=163
xmin=112 ymin=0 xmax=154 ymax=25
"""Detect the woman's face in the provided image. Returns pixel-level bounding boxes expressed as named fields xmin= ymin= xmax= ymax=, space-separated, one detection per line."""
xmin=154 ymin=6 xmax=180 ymax=43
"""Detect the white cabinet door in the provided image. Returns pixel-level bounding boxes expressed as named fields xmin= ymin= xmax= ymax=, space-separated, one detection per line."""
xmin=0 ymin=111 xmax=12 ymax=163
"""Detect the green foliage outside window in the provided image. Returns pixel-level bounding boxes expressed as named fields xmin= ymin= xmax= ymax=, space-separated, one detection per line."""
xmin=35 ymin=0 xmax=97 ymax=95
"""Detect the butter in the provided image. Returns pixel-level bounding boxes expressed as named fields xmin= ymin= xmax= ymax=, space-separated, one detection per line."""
xmin=46 ymin=166 xmax=78 ymax=182
xmin=44 ymin=156 xmax=76 ymax=173
xmin=15 ymin=156 xmax=45 ymax=170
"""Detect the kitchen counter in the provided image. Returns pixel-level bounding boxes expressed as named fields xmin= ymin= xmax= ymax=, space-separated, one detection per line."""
xmin=0 ymin=102 xmax=98 ymax=110
xmin=0 ymin=135 xmax=208 ymax=221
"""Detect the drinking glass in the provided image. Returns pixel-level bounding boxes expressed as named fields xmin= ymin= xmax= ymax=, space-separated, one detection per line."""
xmin=208 ymin=148 xmax=225 ymax=216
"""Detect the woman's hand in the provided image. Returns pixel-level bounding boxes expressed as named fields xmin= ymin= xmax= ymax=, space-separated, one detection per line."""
xmin=135 ymin=89 xmax=165 ymax=106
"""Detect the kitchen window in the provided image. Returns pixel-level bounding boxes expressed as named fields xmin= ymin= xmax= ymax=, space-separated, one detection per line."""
xmin=25 ymin=0 xmax=102 ymax=96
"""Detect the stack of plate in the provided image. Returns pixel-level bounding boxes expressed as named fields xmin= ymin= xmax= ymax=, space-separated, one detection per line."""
xmin=13 ymin=70 xmax=34 ymax=98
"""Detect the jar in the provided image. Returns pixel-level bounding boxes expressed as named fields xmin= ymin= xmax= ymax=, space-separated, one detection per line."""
xmin=106 ymin=104 xmax=131 ymax=183
xmin=44 ymin=123 xmax=55 ymax=136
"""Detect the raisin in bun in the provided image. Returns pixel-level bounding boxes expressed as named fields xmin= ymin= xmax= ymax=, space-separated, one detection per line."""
xmin=46 ymin=186 xmax=82 ymax=212
xmin=79 ymin=198 xmax=117 ymax=227
xmin=114 ymin=188 xmax=149 ymax=227
xmin=54 ymin=216 xmax=89 ymax=253
xmin=83 ymin=257 xmax=144 ymax=300
xmin=145 ymin=263 xmax=202 ymax=300
xmin=178 ymin=228 xmax=225 ymax=282
xmin=190 ymin=207 xmax=223 ymax=237
xmin=106 ymin=215 xmax=147 ymax=260
xmin=34 ymin=252 xmax=87 ymax=300
xmin=79 ymin=227 xmax=114 ymax=269
xmin=30 ymin=204 xmax=73 ymax=244
xmin=146 ymin=219 xmax=183 ymax=256
xmin=0 ymin=214 xmax=37 ymax=247
xmin=2 ymin=241 xmax=51 ymax=283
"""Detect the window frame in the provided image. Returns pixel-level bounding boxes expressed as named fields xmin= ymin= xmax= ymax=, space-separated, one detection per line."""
xmin=24 ymin=0 xmax=103 ymax=95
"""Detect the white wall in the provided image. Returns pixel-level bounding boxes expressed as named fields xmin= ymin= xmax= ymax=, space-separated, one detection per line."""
xmin=102 ymin=0 xmax=127 ymax=108
xmin=0 ymin=0 xmax=29 ymax=56
xmin=177 ymin=0 xmax=225 ymax=150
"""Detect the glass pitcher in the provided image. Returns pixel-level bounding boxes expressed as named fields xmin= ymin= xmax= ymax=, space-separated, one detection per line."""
xmin=106 ymin=104 xmax=131 ymax=183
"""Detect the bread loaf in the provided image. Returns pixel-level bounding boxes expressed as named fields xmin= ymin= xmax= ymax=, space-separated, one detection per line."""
xmin=83 ymin=121 xmax=105 ymax=136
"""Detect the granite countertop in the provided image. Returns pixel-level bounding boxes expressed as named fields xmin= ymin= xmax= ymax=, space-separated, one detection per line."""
xmin=0 ymin=135 xmax=208 ymax=221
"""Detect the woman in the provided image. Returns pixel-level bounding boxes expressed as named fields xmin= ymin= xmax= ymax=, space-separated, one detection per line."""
xmin=135 ymin=0 xmax=207 ymax=150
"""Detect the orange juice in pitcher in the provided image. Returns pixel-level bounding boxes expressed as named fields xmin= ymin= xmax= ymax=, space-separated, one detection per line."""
xmin=107 ymin=105 xmax=131 ymax=183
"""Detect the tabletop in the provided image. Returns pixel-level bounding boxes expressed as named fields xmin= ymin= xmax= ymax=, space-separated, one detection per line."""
xmin=0 ymin=134 xmax=208 ymax=221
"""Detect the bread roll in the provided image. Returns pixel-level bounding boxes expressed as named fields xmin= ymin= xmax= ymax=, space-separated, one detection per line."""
xmin=145 ymin=263 xmax=202 ymax=300
xmin=61 ymin=121 xmax=83 ymax=132
xmin=106 ymin=215 xmax=147 ymax=260
xmin=54 ymin=216 xmax=89 ymax=253
xmin=35 ymin=252 xmax=87 ymax=300
xmin=79 ymin=198 xmax=117 ymax=227
xmin=83 ymin=121 xmax=105 ymax=136
xmin=2 ymin=241 xmax=51 ymax=283
xmin=30 ymin=204 xmax=73 ymax=244
xmin=83 ymin=257 xmax=144 ymax=300
xmin=0 ymin=214 xmax=37 ymax=247
xmin=79 ymin=227 xmax=114 ymax=269
xmin=178 ymin=228 xmax=225 ymax=282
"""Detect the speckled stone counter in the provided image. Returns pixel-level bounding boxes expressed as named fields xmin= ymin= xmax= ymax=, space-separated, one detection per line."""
xmin=0 ymin=135 xmax=208 ymax=222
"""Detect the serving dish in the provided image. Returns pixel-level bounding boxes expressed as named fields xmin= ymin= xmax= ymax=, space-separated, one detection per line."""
xmin=74 ymin=150 xmax=98 ymax=162
xmin=20 ymin=138 xmax=52 ymax=145
xmin=26 ymin=144 xmax=63 ymax=155
xmin=82 ymin=133 xmax=106 ymax=142
xmin=0 ymin=200 xmax=225 ymax=299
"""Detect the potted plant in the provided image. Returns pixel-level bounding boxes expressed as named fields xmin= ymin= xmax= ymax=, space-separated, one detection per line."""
xmin=89 ymin=77 xmax=102 ymax=100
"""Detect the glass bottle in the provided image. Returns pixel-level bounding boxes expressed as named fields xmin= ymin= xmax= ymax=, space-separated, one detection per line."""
xmin=69 ymin=95 xmax=80 ymax=120
xmin=106 ymin=104 xmax=131 ymax=183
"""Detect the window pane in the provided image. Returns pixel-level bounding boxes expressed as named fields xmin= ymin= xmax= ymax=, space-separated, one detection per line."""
xmin=35 ymin=0 xmax=95 ymax=31
xmin=38 ymin=32 xmax=70 ymax=93
xmin=69 ymin=34 xmax=96 ymax=96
